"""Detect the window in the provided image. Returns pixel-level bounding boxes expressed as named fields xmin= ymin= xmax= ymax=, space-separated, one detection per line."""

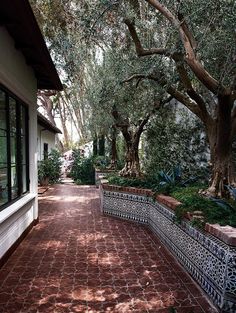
xmin=0 ymin=86 xmax=29 ymax=210
xmin=43 ymin=143 xmax=48 ymax=159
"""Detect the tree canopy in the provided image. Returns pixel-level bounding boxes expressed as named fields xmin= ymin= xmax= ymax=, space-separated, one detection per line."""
xmin=30 ymin=0 xmax=236 ymax=195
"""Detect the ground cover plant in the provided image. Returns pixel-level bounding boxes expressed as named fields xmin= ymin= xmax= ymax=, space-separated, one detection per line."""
xmin=171 ymin=186 xmax=236 ymax=228
xmin=107 ymin=169 xmax=236 ymax=228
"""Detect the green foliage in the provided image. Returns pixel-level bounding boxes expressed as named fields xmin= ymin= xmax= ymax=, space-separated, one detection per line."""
xmin=107 ymin=173 xmax=164 ymax=191
xmin=116 ymin=135 xmax=126 ymax=170
xmin=144 ymin=106 xmax=209 ymax=178
xmin=70 ymin=149 xmax=95 ymax=185
xmin=108 ymin=165 xmax=201 ymax=193
xmin=31 ymin=0 xmax=236 ymax=197
xmin=107 ymin=174 xmax=236 ymax=227
xmin=107 ymin=175 xmax=153 ymax=189
xmin=171 ymin=187 xmax=236 ymax=227
xmin=225 ymin=185 xmax=236 ymax=200
xmin=38 ymin=149 xmax=62 ymax=184
xmin=157 ymin=165 xmax=199 ymax=195
xmin=93 ymin=155 xmax=109 ymax=170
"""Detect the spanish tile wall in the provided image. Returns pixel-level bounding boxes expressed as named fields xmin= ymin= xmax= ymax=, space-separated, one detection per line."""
xmin=101 ymin=187 xmax=236 ymax=313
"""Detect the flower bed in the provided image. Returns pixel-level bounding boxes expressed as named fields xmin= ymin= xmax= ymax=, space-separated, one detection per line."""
xmin=100 ymin=182 xmax=236 ymax=313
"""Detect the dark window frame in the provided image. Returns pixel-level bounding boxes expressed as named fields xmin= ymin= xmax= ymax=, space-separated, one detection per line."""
xmin=0 ymin=84 xmax=29 ymax=211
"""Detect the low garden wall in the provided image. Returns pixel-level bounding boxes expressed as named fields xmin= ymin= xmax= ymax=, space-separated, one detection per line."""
xmin=100 ymin=182 xmax=236 ymax=313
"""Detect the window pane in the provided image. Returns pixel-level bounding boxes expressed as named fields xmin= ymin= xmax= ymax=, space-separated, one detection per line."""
xmin=0 ymin=130 xmax=7 ymax=166
xmin=9 ymin=97 xmax=16 ymax=133
xmin=21 ymin=106 xmax=26 ymax=135
xmin=0 ymin=90 xmax=6 ymax=130
xmin=22 ymin=165 xmax=27 ymax=193
xmin=0 ymin=168 xmax=8 ymax=206
xmin=44 ymin=143 xmax=48 ymax=159
xmin=0 ymin=89 xmax=29 ymax=209
xmin=10 ymin=136 xmax=17 ymax=165
xmin=11 ymin=166 xmax=18 ymax=199
xmin=21 ymin=136 xmax=26 ymax=164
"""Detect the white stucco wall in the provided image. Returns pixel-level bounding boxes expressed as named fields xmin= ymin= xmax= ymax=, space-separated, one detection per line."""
xmin=37 ymin=124 xmax=56 ymax=161
xmin=0 ymin=26 xmax=38 ymax=259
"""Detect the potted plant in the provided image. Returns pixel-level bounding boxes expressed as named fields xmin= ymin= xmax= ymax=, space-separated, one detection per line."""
xmin=38 ymin=158 xmax=53 ymax=186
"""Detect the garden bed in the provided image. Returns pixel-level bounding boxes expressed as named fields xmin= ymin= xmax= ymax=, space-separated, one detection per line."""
xmin=100 ymin=181 xmax=236 ymax=313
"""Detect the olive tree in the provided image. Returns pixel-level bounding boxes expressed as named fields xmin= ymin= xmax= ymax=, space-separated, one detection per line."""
xmin=123 ymin=0 xmax=236 ymax=196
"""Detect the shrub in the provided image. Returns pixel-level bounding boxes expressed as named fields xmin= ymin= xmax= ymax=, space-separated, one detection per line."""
xmin=38 ymin=149 xmax=62 ymax=184
xmin=93 ymin=155 xmax=109 ymax=170
xmin=70 ymin=149 xmax=95 ymax=185
xmin=107 ymin=174 xmax=159 ymax=190
xmin=144 ymin=106 xmax=209 ymax=178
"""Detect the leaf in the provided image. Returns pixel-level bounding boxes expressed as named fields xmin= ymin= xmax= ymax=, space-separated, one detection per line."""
xmin=225 ymin=185 xmax=236 ymax=201
xmin=209 ymin=197 xmax=234 ymax=212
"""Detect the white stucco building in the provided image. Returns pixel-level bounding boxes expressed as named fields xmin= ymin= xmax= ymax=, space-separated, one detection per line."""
xmin=37 ymin=113 xmax=62 ymax=161
xmin=0 ymin=0 xmax=62 ymax=266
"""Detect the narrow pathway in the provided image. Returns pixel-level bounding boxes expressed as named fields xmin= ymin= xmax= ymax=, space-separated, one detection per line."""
xmin=0 ymin=184 xmax=218 ymax=313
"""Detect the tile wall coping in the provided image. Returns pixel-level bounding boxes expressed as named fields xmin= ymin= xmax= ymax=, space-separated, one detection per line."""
xmin=101 ymin=183 xmax=236 ymax=247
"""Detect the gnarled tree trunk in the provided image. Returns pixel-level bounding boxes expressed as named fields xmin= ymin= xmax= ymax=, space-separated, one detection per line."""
xmin=109 ymin=126 xmax=118 ymax=169
xmin=120 ymin=139 xmax=141 ymax=177
xmin=112 ymin=106 xmax=150 ymax=177
xmin=205 ymin=95 xmax=235 ymax=197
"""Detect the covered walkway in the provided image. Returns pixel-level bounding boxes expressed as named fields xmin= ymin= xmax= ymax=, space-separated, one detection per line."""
xmin=0 ymin=184 xmax=217 ymax=313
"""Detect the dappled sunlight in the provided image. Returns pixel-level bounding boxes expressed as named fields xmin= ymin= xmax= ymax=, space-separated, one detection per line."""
xmin=99 ymin=253 xmax=120 ymax=266
xmin=0 ymin=184 xmax=216 ymax=313
xmin=40 ymin=195 xmax=64 ymax=201
xmin=76 ymin=232 xmax=108 ymax=247
xmin=87 ymin=252 xmax=120 ymax=266
xmin=40 ymin=194 xmax=99 ymax=205
xmin=40 ymin=195 xmax=86 ymax=201
xmin=72 ymin=287 xmax=119 ymax=302
xmin=34 ymin=221 xmax=47 ymax=230
xmin=38 ymin=239 xmax=66 ymax=250
xmin=38 ymin=294 xmax=57 ymax=305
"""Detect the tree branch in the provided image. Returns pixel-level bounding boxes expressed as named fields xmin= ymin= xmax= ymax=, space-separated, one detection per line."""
xmin=145 ymin=0 xmax=227 ymax=95
xmin=124 ymin=18 xmax=170 ymax=57
xmin=112 ymin=105 xmax=132 ymax=143
xmin=122 ymin=73 xmax=205 ymax=121
xmin=177 ymin=11 xmax=197 ymax=51
xmin=173 ymin=55 xmax=211 ymax=123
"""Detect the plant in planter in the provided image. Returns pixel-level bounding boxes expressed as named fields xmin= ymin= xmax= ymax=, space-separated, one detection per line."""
xmin=38 ymin=150 xmax=62 ymax=186
xmin=158 ymin=165 xmax=199 ymax=195
xmin=38 ymin=158 xmax=53 ymax=186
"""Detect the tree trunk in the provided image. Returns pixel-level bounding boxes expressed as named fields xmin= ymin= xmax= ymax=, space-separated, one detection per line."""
xmin=112 ymin=105 xmax=151 ymax=178
xmin=205 ymin=95 xmax=235 ymax=197
xmin=98 ymin=135 xmax=105 ymax=156
xmin=120 ymin=140 xmax=141 ymax=177
xmin=58 ymin=98 xmax=70 ymax=150
xmin=93 ymin=136 xmax=98 ymax=157
xmin=109 ymin=126 xmax=118 ymax=169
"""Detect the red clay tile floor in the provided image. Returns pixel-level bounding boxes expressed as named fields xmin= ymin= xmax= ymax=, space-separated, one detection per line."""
xmin=0 ymin=184 xmax=219 ymax=313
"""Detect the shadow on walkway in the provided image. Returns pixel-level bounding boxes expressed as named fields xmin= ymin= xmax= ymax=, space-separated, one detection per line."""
xmin=0 ymin=184 xmax=218 ymax=313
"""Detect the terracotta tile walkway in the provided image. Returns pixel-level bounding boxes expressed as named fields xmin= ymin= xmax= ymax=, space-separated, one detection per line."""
xmin=0 ymin=184 xmax=218 ymax=313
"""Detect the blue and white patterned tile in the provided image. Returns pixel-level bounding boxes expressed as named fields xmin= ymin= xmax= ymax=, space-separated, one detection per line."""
xmin=102 ymin=189 xmax=236 ymax=312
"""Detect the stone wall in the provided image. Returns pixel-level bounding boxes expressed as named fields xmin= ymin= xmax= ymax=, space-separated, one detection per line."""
xmin=100 ymin=183 xmax=236 ymax=313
